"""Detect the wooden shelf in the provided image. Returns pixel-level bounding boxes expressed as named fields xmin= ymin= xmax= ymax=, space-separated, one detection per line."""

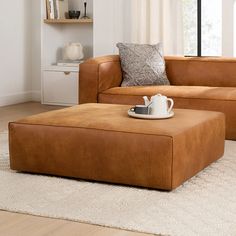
xmin=44 ymin=19 xmax=93 ymax=24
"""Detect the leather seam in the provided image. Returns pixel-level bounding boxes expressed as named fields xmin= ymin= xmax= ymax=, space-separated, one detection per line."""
xmin=9 ymin=122 xmax=175 ymax=139
xmin=99 ymin=93 xmax=236 ymax=102
xmin=171 ymin=137 xmax=174 ymax=190
xmin=97 ymin=63 xmax=100 ymax=101
xmin=83 ymin=60 xmax=120 ymax=66
xmin=165 ymin=59 xmax=236 ymax=63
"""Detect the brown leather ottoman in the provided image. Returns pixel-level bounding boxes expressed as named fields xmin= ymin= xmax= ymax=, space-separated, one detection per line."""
xmin=9 ymin=103 xmax=225 ymax=190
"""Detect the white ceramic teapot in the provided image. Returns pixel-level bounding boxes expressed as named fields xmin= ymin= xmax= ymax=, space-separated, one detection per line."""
xmin=63 ymin=42 xmax=84 ymax=61
xmin=143 ymin=94 xmax=174 ymax=116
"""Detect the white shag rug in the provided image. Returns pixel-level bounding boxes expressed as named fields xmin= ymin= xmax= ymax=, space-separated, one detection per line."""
xmin=1 ymin=131 xmax=236 ymax=236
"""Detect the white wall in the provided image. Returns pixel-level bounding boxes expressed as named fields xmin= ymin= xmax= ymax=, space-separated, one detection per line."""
xmin=222 ymin=0 xmax=235 ymax=56
xmin=0 ymin=0 xmax=33 ymax=106
xmin=235 ymin=0 xmax=236 ymax=56
xmin=93 ymin=0 xmax=132 ymax=57
xmin=31 ymin=0 xmax=42 ymax=101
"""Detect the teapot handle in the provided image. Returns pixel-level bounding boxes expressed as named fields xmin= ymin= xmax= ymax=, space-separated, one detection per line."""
xmin=167 ymin=98 xmax=174 ymax=113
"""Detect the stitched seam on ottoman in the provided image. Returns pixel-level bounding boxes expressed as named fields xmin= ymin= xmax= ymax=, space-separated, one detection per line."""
xmin=97 ymin=63 xmax=100 ymax=100
xmin=9 ymin=122 xmax=176 ymax=139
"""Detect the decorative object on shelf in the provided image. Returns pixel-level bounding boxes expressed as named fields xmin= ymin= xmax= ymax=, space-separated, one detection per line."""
xmin=81 ymin=1 xmax=90 ymax=19
xmin=63 ymin=42 xmax=84 ymax=61
xmin=46 ymin=0 xmax=54 ymax=19
xmin=57 ymin=0 xmax=68 ymax=19
xmin=69 ymin=10 xmax=80 ymax=19
xmin=75 ymin=11 xmax=80 ymax=19
xmin=68 ymin=10 xmax=76 ymax=19
xmin=46 ymin=0 xmax=68 ymax=19
xmin=46 ymin=0 xmax=51 ymax=19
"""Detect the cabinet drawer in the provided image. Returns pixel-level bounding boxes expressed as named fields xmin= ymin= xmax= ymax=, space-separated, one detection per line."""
xmin=43 ymin=71 xmax=78 ymax=105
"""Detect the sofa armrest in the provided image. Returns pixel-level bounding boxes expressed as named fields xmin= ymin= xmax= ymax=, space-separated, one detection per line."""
xmin=79 ymin=55 xmax=123 ymax=104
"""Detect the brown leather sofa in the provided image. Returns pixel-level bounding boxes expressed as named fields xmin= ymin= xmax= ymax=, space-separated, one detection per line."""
xmin=79 ymin=55 xmax=236 ymax=140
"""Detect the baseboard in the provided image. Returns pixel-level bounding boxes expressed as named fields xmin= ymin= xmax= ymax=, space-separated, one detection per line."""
xmin=31 ymin=90 xmax=41 ymax=102
xmin=0 ymin=91 xmax=41 ymax=107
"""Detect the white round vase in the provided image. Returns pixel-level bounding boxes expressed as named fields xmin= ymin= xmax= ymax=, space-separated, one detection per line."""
xmin=63 ymin=42 xmax=84 ymax=61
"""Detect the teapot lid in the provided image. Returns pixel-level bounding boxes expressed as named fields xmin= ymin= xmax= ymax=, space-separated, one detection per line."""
xmin=152 ymin=94 xmax=167 ymax=100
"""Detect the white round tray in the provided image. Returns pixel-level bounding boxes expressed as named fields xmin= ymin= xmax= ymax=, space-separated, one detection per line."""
xmin=128 ymin=109 xmax=174 ymax=120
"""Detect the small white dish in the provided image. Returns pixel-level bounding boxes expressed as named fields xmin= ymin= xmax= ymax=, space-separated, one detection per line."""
xmin=128 ymin=109 xmax=174 ymax=120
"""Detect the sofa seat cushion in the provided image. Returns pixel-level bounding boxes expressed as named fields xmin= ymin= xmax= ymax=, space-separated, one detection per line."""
xmin=100 ymin=85 xmax=236 ymax=102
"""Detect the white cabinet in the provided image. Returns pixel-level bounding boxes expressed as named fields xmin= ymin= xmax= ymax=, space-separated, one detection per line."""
xmin=42 ymin=69 xmax=78 ymax=106
xmin=41 ymin=0 xmax=93 ymax=106
xmin=41 ymin=0 xmax=126 ymax=105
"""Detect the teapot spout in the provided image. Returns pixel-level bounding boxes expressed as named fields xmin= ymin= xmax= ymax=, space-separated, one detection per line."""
xmin=143 ymin=96 xmax=150 ymax=106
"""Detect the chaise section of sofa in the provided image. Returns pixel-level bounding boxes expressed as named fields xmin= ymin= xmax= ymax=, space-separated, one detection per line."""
xmin=79 ymin=55 xmax=236 ymax=140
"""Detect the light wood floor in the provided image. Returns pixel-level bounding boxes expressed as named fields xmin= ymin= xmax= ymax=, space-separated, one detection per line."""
xmin=0 ymin=102 xmax=154 ymax=236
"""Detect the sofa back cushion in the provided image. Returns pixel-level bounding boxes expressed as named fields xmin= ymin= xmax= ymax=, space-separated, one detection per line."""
xmin=165 ymin=57 xmax=236 ymax=87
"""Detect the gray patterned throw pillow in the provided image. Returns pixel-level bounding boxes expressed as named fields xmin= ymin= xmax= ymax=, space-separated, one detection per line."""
xmin=117 ymin=43 xmax=170 ymax=87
